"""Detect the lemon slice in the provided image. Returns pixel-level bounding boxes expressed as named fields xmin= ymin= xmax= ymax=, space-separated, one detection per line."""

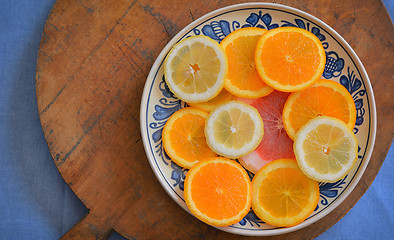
xmin=205 ymin=100 xmax=264 ymax=159
xmin=294 ymin=116 xmax=358 ymax=182
xmin=164 ymin=35 xmax=228 ymax=103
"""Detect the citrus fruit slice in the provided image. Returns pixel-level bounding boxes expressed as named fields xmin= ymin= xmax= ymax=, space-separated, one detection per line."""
xmin=205 ymin=100 xmax=264 ymax=159
xmin=283 ymin=79 xmax=356 ymax=140
xmin=184 ymin=157 xmax=252 ymax=227
xmin=164 ymin=35 xmax=228 ymax=103
xmin=252 ymin=159 xmax=319 ymax=227
xmin=238 ymin=91 xmax=295 ymax=173
xmin=162 ymin=107 xmax=217 ymax=168
xmin=294 ymin=116 xmax=358 ymax=182
xmin=255 ymin=27 xmax=326 ymax=92
xmin=187 ymin=88 xmax=234 ymax=112
xmin=220 ymin=27 xmax=274 ymax=98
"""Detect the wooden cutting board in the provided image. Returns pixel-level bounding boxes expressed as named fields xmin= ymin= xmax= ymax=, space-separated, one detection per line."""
xmin=35 ymin=0 xmax=393 ymax=239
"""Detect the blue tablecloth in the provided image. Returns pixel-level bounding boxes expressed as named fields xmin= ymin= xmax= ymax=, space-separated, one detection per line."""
xmin=0 ymin=0 xmax=392 ymax=239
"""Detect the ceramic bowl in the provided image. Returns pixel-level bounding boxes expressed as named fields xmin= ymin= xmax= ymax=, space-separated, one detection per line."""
xmin=140 ymin=2 xmax=377 ymax=236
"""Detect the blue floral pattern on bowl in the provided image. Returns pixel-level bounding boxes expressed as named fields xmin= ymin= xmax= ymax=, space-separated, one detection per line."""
xmin=141 ymin=3 xmax=376 ymax=236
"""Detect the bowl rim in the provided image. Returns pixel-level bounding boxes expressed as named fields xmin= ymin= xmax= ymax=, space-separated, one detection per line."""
xmin=140 ymin=2 xmax=377 ymax=236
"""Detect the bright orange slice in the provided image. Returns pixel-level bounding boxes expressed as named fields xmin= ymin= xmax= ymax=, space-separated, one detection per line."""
xmin=184 ymin=157 xmax=252 ymax=226
xmin=252 ymin=159 xmax=319 ymax=227
xmin=187 ymin=88 xmax=234 ymax=112
xmin=220 ymin=27 xmax=274 ymax=98
xmin=255 ymin=27 xmax=326 ymax=92
xmin=283 ymin=79 xmax=356 ymax=140
xmin=162 ymin=107 xmax=217 ymax=168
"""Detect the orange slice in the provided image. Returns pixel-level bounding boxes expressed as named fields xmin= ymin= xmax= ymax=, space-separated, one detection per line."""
xmin=252 ymin=159 xmax=320 ymax=227
xmin=255 ymin=27 xmax=326 ymax=92
xmin=162 ymin=107 xmax=217 ymax=168
xmin=187 ymin=88 xmax=234 ymax=112
xmin=184 ymin=157 xmax=252 ymax=226
xmin=220 ymin=27 xmax=274 ymax=98
xmin=283 ymin=79 xmax=356 ymax=140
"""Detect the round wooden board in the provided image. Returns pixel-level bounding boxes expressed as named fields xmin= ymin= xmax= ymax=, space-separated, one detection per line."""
xmin=36 ymin=0 xmax=394 ymax=239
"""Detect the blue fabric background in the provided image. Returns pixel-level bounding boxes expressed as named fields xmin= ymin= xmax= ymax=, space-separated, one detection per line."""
xmin=0 ymin=0 xmax=392 ymax=239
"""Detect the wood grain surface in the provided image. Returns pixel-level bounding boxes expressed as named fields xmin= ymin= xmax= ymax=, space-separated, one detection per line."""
xmin=35 ymin=0 xmax=394 ymax=239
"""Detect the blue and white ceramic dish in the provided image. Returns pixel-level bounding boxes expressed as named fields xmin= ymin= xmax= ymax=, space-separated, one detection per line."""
xmin=140 ymin=3 xmax=377 ymax=236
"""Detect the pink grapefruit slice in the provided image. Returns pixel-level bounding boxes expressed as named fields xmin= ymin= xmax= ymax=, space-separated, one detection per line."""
xmin=238 ymin=91 xmax=295 ymax=173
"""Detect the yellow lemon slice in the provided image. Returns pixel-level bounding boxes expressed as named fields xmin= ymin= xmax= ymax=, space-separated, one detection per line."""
xmin=204 ymin=100 xmax=264 ymax=159
xmin=164 ymin=35 xmax=228 ymax=103
xmin=294 ymin=116 xmax=358 ymax=182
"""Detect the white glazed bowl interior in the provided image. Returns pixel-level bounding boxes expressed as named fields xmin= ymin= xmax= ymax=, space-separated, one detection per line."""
xmin=140 ymin=2 xmax=377 ymax=236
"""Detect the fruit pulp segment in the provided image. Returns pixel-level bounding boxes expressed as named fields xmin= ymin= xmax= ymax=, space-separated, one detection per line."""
xmin=191 ymin=162 xmax=249 ymax=219
xmin=303 ymin=124 xmax=351 ymax=174
xmin=171 ymin=42 xmax=221 ymax=93
xmin=213 ymin=108 xmax=255 ymax=149
xmin=226 ymin=35 xmax=265 ymax=90
xmin=169 ymin=113 xmax=212 ymax=161
xmin=258 ymin=32 xmax=321 ymax=85
xmin=250 ymin=91 xmax=295 ymax=160
xmin=258 ymin=167 xmax=310 ymax=218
